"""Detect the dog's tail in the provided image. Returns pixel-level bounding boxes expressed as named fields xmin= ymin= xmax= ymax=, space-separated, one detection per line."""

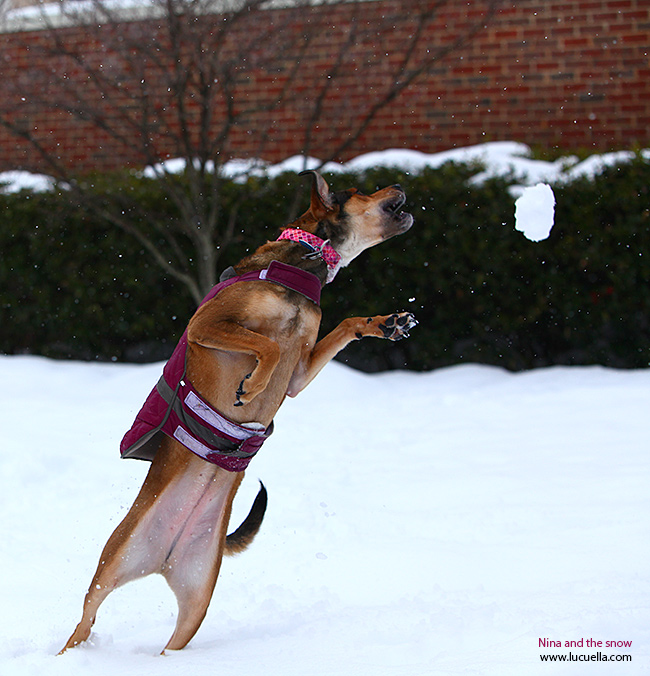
xmin=224 ymin=481 xmax=268 ymax=556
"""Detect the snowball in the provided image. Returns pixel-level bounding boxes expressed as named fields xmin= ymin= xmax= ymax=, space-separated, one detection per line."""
xmin=513 ymin=183 xmax=556 ymax=242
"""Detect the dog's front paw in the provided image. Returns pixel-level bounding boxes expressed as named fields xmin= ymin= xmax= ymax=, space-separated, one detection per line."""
xmin=234 ymin=373 xmax=251 ymax=407
xmin=377 ymin=312 xmax=418 ymax=341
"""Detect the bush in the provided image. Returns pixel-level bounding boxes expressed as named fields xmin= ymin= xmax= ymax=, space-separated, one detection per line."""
xmin=1 ymin=155 xmax=649 ymax=370
xmin=1 ymin=189 xmax=189 ymax=361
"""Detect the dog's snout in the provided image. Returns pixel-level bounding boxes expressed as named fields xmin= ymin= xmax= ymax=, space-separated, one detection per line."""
xmin=391 ymin=184 xmax=403 ymax=191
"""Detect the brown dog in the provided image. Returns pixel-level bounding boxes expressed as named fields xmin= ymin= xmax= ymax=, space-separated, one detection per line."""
xmin=60 ymin=171 xmax=416 ymax=654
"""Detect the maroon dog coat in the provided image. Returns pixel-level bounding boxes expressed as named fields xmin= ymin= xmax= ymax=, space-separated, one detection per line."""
xmin=120 ymin=260 xmax=321 ymax=472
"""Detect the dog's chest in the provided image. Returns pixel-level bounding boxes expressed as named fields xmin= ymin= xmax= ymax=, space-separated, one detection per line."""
xmin=244 ymin=290 xmax=321 ymax=346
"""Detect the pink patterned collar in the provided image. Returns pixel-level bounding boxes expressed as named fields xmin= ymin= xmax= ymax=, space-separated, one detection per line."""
xmin=277 ymin=228 xmax=342 ymax=283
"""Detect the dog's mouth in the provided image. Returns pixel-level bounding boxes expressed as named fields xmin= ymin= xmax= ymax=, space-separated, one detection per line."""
xmin=383 ymin=193 xmax=406 ymax=215
xmin=382 ymin=193 xmax=413 ymax=232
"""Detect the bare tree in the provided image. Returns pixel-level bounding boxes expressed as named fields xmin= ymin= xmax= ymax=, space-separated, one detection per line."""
xmin=1 ymin=0 xmax=500 ymax=303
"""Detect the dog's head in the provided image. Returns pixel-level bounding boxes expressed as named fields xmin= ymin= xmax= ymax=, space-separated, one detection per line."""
xmin=293 ymin=170 xmax=413 ymax=268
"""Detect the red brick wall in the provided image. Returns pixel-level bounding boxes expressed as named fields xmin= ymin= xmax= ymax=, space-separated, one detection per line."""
xmin=0 ymin=0 xmax=648 ymax=174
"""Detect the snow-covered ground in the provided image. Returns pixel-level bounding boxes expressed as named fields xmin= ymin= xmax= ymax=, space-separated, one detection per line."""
xmin=1 ymin=355 xmax=648 ymax=675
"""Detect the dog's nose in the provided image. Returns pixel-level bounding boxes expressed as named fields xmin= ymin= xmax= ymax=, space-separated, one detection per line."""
xmin=392 ymin=184 xmax=403 ymax=191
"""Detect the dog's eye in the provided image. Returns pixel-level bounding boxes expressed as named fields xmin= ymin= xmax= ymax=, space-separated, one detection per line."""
xmin=332 ymin=189 xmax=359 ymax=206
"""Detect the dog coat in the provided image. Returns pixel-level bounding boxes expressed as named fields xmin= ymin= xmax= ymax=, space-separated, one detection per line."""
xmin=120 ymin=260 xmax=321 ymax=472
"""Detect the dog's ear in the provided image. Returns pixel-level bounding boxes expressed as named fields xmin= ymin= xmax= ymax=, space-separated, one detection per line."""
xmin=299 ymin=170 xmax=334 ymax=220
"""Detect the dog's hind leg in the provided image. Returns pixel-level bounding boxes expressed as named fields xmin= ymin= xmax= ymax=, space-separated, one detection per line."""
xmin=61 ymin=438 xmax=251 ymax=654
xmin=160 ymin=470 xmax=243 ymax=652
xmin=59 ymin=495 xmax=173 ymax=652
xmin=60 ymin=440 xmax=233 ymax=653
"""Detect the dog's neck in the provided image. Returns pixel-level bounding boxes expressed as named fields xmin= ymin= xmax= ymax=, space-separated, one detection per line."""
xmin=234 ymin=240 xmax=335 ymax=286
xmin=276 ymin=228 xmax=341 ymax=283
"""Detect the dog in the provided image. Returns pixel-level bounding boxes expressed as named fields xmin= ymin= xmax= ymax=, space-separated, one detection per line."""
xmin=60 ymin=170 xmax=416 ymax=654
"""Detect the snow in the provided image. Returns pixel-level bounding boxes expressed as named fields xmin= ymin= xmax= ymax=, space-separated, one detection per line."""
xmin=0 ymin=170 xmax=57 ymax=194
xmin=561 ymin=149 xmax=650 ymax=180
xmin=4 ymin=142 xmax=649 ymax=194
xmin=1 ymin=355 xmax=648 ymax=675
xmin=141 ymin=157 xmax=190 ymax=179
xmin=514 ymin=183 xmax=556 ymax=242
xmin=140 ymin=141 xmax=576 ymax=185
xmin=2 ymin=0 xmax=166 ymax=32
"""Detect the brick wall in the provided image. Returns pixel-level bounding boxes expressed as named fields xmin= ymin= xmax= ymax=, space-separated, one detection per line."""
xmin=0 ymin=0 xmax=648 ymax=174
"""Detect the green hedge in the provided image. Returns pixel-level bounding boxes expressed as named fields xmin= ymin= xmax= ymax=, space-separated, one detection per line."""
xmin=2 ymin=156 xmax=649 ymax=371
